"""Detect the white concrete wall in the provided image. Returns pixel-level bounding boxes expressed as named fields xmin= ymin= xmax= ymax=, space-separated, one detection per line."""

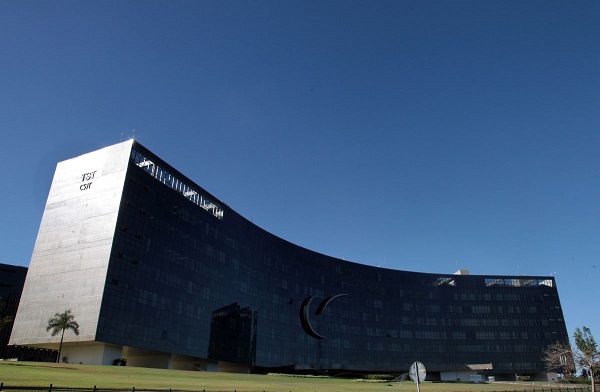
xmin=441 ymin=370 xmax=478 ymax=382
xmin=123 ymin=346 xmax=171 ymax=369
xmin=170 ymin=354 xmax=194 ymax=371
xmin=219 ymin=361 xmax=251 ymax=373
xmin=171 ymin=354 xmax=220 ymax=371
xmin=10 ymin=140 xmax=133 ymax=347
xmin=61 ymin=343 xmax=123 ymax=365
xmin=546 ymin=372 xmax=559 ymax=382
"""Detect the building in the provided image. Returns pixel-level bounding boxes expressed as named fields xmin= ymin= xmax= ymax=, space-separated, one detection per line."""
xmin=0 ymin=262 xmax=56 ymax=362
xmin=0 ymin=262 xmax=28 ymax=358
xmin=10 ymin=140 xmax=569 ymax=379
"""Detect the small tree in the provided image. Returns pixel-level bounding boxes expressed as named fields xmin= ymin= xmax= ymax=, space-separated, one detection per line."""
xmin=46 ymin=309 xmax=80 ymax=363
xmin=573 ymin=327 xmax=599 ymax=392
xmin=542 ymin=341 xmax=575 ymax=377
xmin=543 ymin=327 xmax=599 ymax=392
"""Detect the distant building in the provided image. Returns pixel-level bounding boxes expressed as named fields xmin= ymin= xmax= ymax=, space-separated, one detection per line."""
xmin=0 ymin=263 xmax=55 ymax=362
xmin=10 ymin=140 xmax=569 ymax=380
xmin=0 ymin=263 xmax=27 ymax=312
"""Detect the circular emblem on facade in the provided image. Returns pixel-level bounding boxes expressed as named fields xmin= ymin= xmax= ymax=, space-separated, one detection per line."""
xmin=299 ymin=294 xmax=347 ymax=339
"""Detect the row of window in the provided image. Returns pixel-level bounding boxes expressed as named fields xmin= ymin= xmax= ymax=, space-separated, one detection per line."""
xmin=96 ymin=159 xmax=569 ymax=372
xmin=130 ymin=149 xmax=224 ymax=219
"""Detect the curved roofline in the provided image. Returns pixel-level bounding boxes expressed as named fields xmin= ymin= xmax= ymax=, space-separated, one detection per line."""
xmin=130 ymin=140 xmax=555 ymax=283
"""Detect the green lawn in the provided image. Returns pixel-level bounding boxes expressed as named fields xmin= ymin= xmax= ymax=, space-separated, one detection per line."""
xmin=0 ymin=362 xmax=586 ymax=392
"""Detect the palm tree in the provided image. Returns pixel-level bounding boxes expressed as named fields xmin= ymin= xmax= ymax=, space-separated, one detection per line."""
xmin=46 ymin=309 xmax=80 ymax=363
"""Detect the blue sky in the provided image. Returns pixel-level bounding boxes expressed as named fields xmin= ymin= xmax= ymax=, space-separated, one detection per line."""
xmin=1 ymin=1 xmax=598 ymax=341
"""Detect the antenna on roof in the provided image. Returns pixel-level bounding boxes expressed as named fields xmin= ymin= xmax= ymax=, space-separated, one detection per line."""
xmin=120 ymin=130 xmax=136 ymax=142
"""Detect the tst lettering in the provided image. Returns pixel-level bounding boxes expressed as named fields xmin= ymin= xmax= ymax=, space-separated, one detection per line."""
xmin=82 ymin=171 xmax=97 ymax=182
xmin=80 ymin=170 xmax=97 ymax=191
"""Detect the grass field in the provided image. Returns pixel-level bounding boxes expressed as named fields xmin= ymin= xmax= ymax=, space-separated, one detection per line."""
xmin=0 ymin=362 xmax=588 ymax=392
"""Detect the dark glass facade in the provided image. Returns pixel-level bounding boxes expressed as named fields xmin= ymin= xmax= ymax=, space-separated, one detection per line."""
xmin=93 ymin=141 xmax=568 ymax=377
xmin=0 ymin=263 xmax=57 ymax=362
xmin=0 ymin=263 xmax=28 ymax=357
